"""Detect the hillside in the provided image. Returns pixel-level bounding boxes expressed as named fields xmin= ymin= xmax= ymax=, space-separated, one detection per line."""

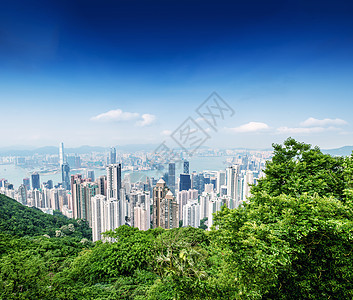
xmin=0 ymin=194 xmax=91 ymax=239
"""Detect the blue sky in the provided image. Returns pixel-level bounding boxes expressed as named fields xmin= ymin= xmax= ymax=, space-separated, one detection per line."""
xmin=0 ymin=0 xmax=353 ymax=149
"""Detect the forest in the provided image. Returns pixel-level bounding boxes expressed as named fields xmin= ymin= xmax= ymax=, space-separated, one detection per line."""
xmin=0 ymin=138 xmax=352 ymax=299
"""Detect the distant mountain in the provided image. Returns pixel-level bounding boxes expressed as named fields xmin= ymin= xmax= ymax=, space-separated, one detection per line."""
xmin=66 ymin=145 xmax=108 ymax=154
xmin=117 ymin=144 xmax=159 ymax=152
xmin=322 ymin=146 xmax=353 ymax=156
xmin=0 ymin=144 xmax=158 ymax=156
xmin=1 ymin=144 xmax=352 ymax=157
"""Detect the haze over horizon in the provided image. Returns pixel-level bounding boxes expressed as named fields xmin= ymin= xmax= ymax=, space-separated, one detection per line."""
xmin=1 ymin=0 xmax=353 ymax=149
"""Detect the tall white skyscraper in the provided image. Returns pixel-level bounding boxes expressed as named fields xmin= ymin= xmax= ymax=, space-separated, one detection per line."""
xmin=18 ymin=184 xmax=27 ymax=205
xmin=59 ymin=142 xmax=65 ymax=166
xmin=91 ymin=194 xmax=124 ymax=242
xmin=134 ymin=204 xmax=148 ymax=231
xmin=200 ymin=193 xmax=211 ymax=220
xmin=182 ymin=200 xmax=200 ymax=228
xmin=109 ymin=147 xmax=117 ymax=164
xmin=207 ymin=198 xmax=225 ymax=229
xmin=130 ymin=190 xmax=150 ymax=229
xmin=91 ymin=195 xmax=104 ymax=242
xmin=227 ymin=165 xmax=240 ymax=208
xmin=107 ymin=164 xmax=122 ymax=200
xmin=242 ymin=170 xmax=254 ymax=203
xmin=217 ymin=170 xmax=226 ymax=194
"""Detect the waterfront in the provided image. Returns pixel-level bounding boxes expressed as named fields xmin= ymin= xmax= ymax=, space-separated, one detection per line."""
xmin=0 ymin=156 xmax=231 ymax=188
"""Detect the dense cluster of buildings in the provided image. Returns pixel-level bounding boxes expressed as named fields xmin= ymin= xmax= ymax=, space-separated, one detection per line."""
xmin=0 ymin=143 xmax=268 ymax=241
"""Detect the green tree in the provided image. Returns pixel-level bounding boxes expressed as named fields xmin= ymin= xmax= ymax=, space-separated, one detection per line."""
xmin=211 ymin=138 xmax=353 ymax=299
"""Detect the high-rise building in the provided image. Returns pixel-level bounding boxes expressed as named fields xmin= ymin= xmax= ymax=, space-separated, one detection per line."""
xmin=18 ymin=184 xmax=27 ymax=205
xmin=0 ymin=179 xmax=7 ymax=188
xmin=71 ymin=175 xmax=98 ymax=223
xmin=216 ymin=171 xmax=226 ymax=194
xmin=208 ymin=198 xmax=226 ymax=229
xmin=31 ymin=172 xmax=40 ymax=190
xmin=177 ymin=190 xmax=188 ymax=222
xmin=50 ymin=189 xmax=60 ymax=210
xmin=134 ymin=205 xmax=148 ymax=231
xmin=179 ymin=174 xmax=191 ymax=191
xmin=183 ymin=161 xmax=189 ymax=174
xmin=98 ymin=175 xmax=107 ymax=196
xmin=45 ymin=180 xmax=53 ymax=189
xmin=109 ymin=147 xmax=117 ymax=164
xmin=205 ymin=183 xmax=214 ymax=193
xmin=61 ymin=163 xmax=70 ymax=190
xmin=130 ymin=190 xmax=150 ymax=229
xmin=226 ymin=165 xmax=239 ymax=208
xmin=91 ymin=195 xmax=104 ymax=242
xmin=153 ymin=179 xmax=178 ymax=229
xmin=168 ymin=163 xmax=175 ymax=194
xmin=176 ymin=188 xmax=198 ymax=223
xmin=23 ymin=178 xmax=30 ymax=190
xmin=107 ymin=164 xmax=122 ymax=200
xmin=59 ymin=142 xmax=65 ymax=166
xmin=86 ymin=170 xmax=95 ymax=182
xmin=91 ymin=194 xmax=125 ymax=242
xmin=199 ymin=193 xmax=210 ymax=220
xmin=182 ymin=200 xmax=200 ymax=228
xmin=33 ymin=189 xmax=42 ymax=208
xmin=242 ymin=170 xmax=254 ymax=203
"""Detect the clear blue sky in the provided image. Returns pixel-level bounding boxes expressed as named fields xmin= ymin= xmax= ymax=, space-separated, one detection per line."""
xmin=0 ymin=0 xmax=353 ymax=149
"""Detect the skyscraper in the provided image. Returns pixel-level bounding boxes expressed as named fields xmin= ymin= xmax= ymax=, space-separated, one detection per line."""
xmin=182 ymin=200 xmax=200 ymax=228
xmin=179 ymin=174 xmax=191 ymax=191
xmin=109 ymin=147 xmax=117 ymax=164
xmin=168 ymin=163 xmax=175 ymax=194
xmin=91 ymin=194 xmax=125 ymax=242
xmin=61 ymin=163 xmax=71 ymax=190
xmin=98 ymin=175 xmax=107 ymax=196
xmin=130 ymin=190 xmax=150 ymax=229
xmin=107 ymin=163 xmax=122 ymax=200
xmin=183 ymin=160 xmax=189 ymax=174
xmin=59 ymin=142 xmax=65 ymax=166
xmin=153 ymin=179 xmax=179 ymax=229
xmin=23 ymin=178 xmax=30 ymax=190
xmin=86 ymin=170 xmax=95 ymax=182
xmin=227 ymin=165 xmax=239 ymax=208
xmin=31 ymin=172 xmax=40 ymax=190
xmin=71 ymin=176 xmax=98 ymax=223
xmin=242 ymin=170 xmax=254 ymax=203
xmin=216 ymin=171 xmax=226 ymax=194
xmin=18 ymin=184 xmax=27 ymax=205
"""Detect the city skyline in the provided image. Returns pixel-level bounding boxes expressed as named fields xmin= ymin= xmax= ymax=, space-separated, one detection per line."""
xmin=1 ymin=1 xmax=353 ymax=149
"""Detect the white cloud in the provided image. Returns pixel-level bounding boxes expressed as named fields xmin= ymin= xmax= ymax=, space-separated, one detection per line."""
xmin=300 ymin=117 xmax=348 ymax=127
xmin=277 ymin=126 xmax=339 ymax=134
xmin=91 ymin=109 xmax=156 ymax=127
xmin=228 ymin=122 xmax=270 ymax=133
xmin=136 ymin=114 xmax=156 ymax=127
xmin=91 ymin=109 xmax=139 ymax=122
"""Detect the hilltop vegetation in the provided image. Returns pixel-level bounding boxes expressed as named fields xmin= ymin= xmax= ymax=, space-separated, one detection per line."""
xmin=1 ymin=138 xmax=353 ymax=299
xmin=0 ymin=195 xmax=91 ymax=239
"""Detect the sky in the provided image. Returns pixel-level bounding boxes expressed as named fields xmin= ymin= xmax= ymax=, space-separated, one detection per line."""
xmin=0 ymin=0 xmax=353 ymax=150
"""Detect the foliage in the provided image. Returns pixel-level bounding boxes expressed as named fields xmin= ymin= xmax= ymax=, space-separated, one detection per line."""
xmin=252 ymin=138 xmax=345 ymax=200
xmin=199 ymin=217 xmax=208 ymax=230
xmin=0 ymin=194 xmax=91 ymax=239
xmin=211 ymin=138 xmax=353 ymax=299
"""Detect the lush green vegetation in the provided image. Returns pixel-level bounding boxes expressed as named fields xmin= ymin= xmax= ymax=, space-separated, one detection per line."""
xmin=0 ymin=195 xmax=91 ymax=239
xmin=1 ymin=138 xmax=353 ymax=299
